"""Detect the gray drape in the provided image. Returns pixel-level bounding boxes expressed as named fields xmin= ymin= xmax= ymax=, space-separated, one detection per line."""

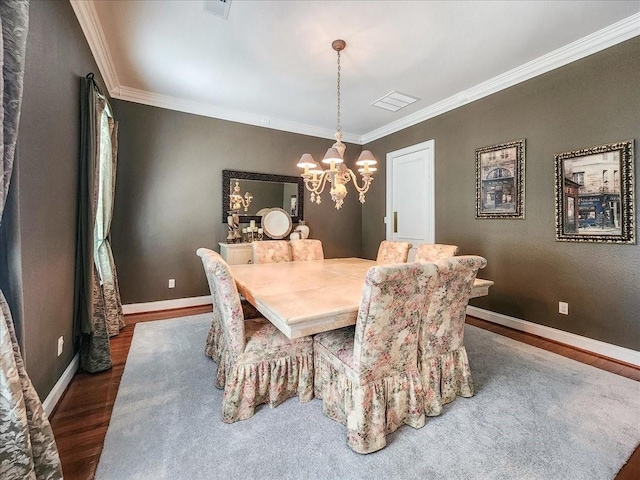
xmin=0 ymin=1 xmax=64 ymax=479
xmin=75 ymin=74 xmax=124 ymax=373
xmin=74 ymin=76 xmax=97 ymax=339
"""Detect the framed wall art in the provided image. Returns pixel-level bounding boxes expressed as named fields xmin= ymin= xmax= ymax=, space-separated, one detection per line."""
xmin=476 ymin=139 xmax=525 ymax=219
xmin=554 ymin=140 xmax=635 ymax=244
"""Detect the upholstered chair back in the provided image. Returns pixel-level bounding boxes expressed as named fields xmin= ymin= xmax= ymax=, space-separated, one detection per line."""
xmin=197 ymin=248 xmax=246 ymax=356
xmin=197 ymin=248 xmax=225 ymax=361
xmin=290 ymin=239 xmax=324 ymax=262
xmin=375 ymin=240 xmax=413 ymax=264
xmin=198 ymin=250 xmax=315 ymax=423
xmin=354 ymin=262 xmax=438 ymax=384
xmin=415 ymin=244 xmax=460 ymax=263
xmin=419 ymin=255 xmax=487 ymax=357
xmin=252 ymin=240 xmax=291 ymax=264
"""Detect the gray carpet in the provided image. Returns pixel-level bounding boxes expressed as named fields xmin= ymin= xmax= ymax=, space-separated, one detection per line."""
xmin=96 ymin=314 xmax=640 ymax=480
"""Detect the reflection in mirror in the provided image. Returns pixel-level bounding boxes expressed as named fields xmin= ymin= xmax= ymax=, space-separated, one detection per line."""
xmin=231 ymin=179 xmax=298 ymax=216
xmin=229 ymin=180 xmax=253 ymax=212
xmin=222 ymin=170 xmax=304 ymax=224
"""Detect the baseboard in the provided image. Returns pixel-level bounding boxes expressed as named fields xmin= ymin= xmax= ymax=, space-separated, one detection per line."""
xmin=467 ymin=306 xmax=640 ymax=367
xmin=43 ymin=353 xmax=79 ymax=416
xmin=122 ymin=295 xmax=213 ymax=315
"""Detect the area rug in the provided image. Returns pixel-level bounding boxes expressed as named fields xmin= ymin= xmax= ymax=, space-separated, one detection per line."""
xmin=95 ymin=314 xmax=640 ymax=480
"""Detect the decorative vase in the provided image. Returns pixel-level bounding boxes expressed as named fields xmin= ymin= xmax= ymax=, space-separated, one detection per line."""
xmin=296 ymin=220 xmax=310 ymax=239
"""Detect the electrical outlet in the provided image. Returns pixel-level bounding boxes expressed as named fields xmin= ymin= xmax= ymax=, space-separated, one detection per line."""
xmin=168 ymin=278 xmax=175 ymax=288
xmin=57 ymin=336 xmax=64 ymax=356
xmin=559 ymin=301 xmax=569 ymax=315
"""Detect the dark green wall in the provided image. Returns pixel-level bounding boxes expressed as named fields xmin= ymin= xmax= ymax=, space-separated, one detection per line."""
xmin=15 ymin=0 xmax=108 ymax=398
xmin=110 ymin=100 xmax=363 ymax=304
xmin=362 ymin=38 xmax=640 ymax=350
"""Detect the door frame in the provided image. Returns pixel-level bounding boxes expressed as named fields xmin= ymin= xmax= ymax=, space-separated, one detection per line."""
xmin=385 ymin=139 xmax=435 ymax=245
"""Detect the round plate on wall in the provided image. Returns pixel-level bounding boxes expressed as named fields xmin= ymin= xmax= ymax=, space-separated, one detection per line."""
xmin=261 ymin=208 xmax=292 ymax=239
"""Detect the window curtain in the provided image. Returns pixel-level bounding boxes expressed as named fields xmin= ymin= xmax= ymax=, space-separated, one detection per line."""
xmin=94 ymin=95 xmax=124 ymax=337
xmin=0 ymin=1 xmax=64 ymax=479
xmin=75 ymin=74 xmax=124 ymax=374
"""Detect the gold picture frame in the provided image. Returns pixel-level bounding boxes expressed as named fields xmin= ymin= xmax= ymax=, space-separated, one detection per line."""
xmin=475 ymin=139 xmax=525 ymax=219
xmin=554 ymin=140 xmax=635 ymax=244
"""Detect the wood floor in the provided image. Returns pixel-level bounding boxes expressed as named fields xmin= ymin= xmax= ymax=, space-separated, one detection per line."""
xmin=49 ymin=307 xmax=640 ymax=480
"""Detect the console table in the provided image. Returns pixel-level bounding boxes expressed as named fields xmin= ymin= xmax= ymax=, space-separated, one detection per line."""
xmin=219 ymin=242 xmax=252 ymax=265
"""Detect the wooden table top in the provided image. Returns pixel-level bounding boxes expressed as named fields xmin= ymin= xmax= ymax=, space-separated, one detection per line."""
xmin=229 ymin=257 xmax=493 ymax=339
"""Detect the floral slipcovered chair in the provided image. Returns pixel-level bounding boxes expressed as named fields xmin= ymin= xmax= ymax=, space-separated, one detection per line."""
xmin=197 ymin=249 xmax=259 ymax=366
xmin=418 ymin=255 xmax=487 ymax=416
xmin=198 ymin=248 xmax=314 ymax=422
xmin=415 ymin=243 xmax=460 ymax=263
xmin=375 ymin=240 xmax=413 ymax=264
xmin=252 ymin=240 xmax=291 ymax=264
xmin=314 ymin=262 xmax=438 ymax=454
xmin=290 ymin=239 xmax=324 ymax=261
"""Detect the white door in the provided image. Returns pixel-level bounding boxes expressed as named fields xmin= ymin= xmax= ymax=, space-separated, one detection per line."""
xmin=386 ymin=140 xmax=435 ymax=261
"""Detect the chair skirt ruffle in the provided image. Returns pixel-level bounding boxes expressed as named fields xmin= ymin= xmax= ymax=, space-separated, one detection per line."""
xmin=419 ymin=346 xmax=474 ymax=416
xmin=314 ymin=345 xmax=426 ymax=454
xmin=221 ymin=347 xmax=314 ymax=423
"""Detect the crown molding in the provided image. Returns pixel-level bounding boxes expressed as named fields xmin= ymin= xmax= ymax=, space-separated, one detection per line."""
xmin=70 ymin=0 xmax=120 ymax=95
xmin=361 ymin=13 xmax=640 ymax=144
xmin=115 ymin=85 xmax=361 ymax=143
xmin=72 ymin=2 xmax=639 ymax=145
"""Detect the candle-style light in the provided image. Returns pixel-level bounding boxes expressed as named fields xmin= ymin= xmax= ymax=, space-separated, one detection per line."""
xmin=296 ymin=40 xmax=376 ymax=210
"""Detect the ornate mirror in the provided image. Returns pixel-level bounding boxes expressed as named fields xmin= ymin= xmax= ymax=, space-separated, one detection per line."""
xmin=222 ymin=170 xmax=304 ymax=224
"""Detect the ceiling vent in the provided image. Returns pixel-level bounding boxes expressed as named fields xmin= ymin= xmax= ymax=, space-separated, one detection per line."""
xmin=372 ymin=91 xmax=420 ymax=112
xmin=204 ymin=0 xmax=232 ymax=19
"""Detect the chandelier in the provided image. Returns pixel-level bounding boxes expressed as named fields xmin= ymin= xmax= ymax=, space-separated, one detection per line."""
xmin=297 ymin=39 xmax=377 ymax=210
xmin=229 ymin=180 xmax=253 ymax=213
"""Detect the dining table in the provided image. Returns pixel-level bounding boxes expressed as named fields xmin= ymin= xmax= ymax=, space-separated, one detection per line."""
xmin=229 ymin=257 xmax=493 ymax=339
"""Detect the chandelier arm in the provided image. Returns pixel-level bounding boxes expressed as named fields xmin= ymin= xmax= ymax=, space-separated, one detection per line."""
xmin=304 ymin=171 xmax=331 ymax=195
xmin=344 ymin=169 xmax=373 ymax=194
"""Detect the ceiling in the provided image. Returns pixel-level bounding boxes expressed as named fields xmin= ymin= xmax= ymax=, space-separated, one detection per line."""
xmin=74 ymin=1 xmax=640 ymax=143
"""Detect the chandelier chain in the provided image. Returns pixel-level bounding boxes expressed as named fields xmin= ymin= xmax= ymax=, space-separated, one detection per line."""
xmin=336 ymin=49 xmax=341 ymax=133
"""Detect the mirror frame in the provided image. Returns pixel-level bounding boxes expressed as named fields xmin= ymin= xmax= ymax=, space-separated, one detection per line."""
xmin=222 ymin=169 xmax=305 ymax=224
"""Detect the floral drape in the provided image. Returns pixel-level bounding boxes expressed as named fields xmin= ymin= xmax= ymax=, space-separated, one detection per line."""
xmin=0 ymin=1 xmax=63 ymax=478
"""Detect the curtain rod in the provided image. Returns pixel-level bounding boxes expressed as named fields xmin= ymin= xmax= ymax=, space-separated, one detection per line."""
xmin=85 ymin=72 xmax=114 ymax=117
xmin=86 ymin=72 xmax=103 ymax=95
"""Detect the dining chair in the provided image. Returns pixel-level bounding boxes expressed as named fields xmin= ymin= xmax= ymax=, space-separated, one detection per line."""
xmin=415 ymin=243 xmax=460 ymax=262
xmin=197 ymin=249 xmax=260 ymax=366
xmin=375 ymin=240 xmax=413 ymax=264
xmin=418 ymin=255 xmax=487 ymax=417
xmin=314 ymin=262 xmax=438 ymax=454
xmin=251 ymin=240 xmax=291 ymax=264
xmin=290 ymin=239 xmax=324 ymax=261
xmin=197 ymin=248 xmax=314 ymax=423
